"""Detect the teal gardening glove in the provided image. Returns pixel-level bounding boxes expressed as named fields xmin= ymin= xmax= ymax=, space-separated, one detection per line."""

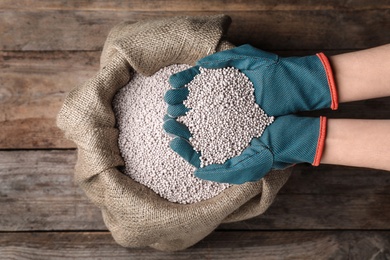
xmin=163 ymin=115 xmax=327 ymax=184
xmin=165 ymin=44 xmax=338 ymax=118
xmin=163 ymin=45 xmax=336 ymax=184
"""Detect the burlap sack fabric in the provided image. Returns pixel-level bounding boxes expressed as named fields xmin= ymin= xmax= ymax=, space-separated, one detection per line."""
xmin=57 ymin=14 xmax=292 ymax=251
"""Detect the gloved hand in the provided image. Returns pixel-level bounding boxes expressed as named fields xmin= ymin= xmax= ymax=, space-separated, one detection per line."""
xmin=163 ymin=114 xmax=327 ymax=184
xmin=165 ymin=44 xmax=338 ymax=117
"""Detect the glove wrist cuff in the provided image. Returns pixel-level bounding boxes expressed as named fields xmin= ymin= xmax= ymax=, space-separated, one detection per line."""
xmin=316 ymin=53 xmax=339 ymax=110
xmin=312 ymin=116 xmax=327 ymax=166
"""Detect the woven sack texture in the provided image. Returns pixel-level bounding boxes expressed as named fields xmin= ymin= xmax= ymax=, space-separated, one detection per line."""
xmin=57 ymin=14 xmax=292 ymax=251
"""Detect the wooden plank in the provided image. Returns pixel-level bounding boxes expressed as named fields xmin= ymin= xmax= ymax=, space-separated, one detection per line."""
xmin=0 ymin=51 xmax=99 ymax=149
xmin=0 ymin=150 xmax=105 ymax=231
xmin=1 ymin=150 xmax=390 ymax=231
xmin=222 ymin=192 xmax=390 ymax=230
xmin=2 ymin=51 xmax=390 ymax=149
xmin=282 ymin=164 xmax=390 ymax=195
xmin=1 ymin=231 xmax=390 ymax=259
xmin=1 ymin=10 xmax=389 ymax=51
xmin=222 ymin=166 xmax=390 ymax=230
xmin=1 ymin=0 xmax=389 ymax=11
xmin=0 ymin=118 xmax=74 ymax=149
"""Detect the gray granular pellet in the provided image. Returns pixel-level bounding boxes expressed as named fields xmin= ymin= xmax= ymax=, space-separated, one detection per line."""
xmin=178 ymin=67 xmax=274 ymax=167
xmin=112 ymin=64 xmax=230 ymax=204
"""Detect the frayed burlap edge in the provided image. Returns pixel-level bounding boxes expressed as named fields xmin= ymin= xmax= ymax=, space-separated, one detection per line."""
xmin=57 ymin=15 xmax=291 ymax=252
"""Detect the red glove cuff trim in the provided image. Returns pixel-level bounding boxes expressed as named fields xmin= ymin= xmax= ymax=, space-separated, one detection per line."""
xmin=316 ymin=53 xmax=338 ymax=110
xmin=313 ymin=116 xmax=327 ymax=166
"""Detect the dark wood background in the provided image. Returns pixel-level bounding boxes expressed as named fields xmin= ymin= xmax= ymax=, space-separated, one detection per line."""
xmin=1 ymin=1 xmax=390 ymax=259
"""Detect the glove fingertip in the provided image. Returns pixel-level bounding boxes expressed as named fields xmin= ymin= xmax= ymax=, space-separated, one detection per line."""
xmin=167 ymin=104 xmax=189 ymax=118
xmin=164 ymin=88 xmax=189 ymax=105
xmin=170 ymin=137 xmax=201 ymax=168
xmin=169 ymin=67 xmax=200 ymax=89
xmin=196 ymin=44 xmax=253 ymax=68
xmin=163 ymin=119 xmax=191 ymax=140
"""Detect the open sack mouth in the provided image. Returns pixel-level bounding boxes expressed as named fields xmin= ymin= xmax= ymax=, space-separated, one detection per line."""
xmin=57 ymin=15 xmax=291 ymax=251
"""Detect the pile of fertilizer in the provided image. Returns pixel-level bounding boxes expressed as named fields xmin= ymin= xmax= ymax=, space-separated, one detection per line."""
xmin=113 ymin=65 xmax=273 ymax=204
xmin=179 ymin=67 xmax=274 ymax=167
xmin=112 ymin=64 xmax=230 ymax=204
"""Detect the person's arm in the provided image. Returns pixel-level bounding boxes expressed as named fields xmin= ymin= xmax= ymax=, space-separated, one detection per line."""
xmin=321 ymin=119 xmax=390 ymax=171
xmin=329 ymin=44 xmax=390 ymax=103
xmin=321 ymin=44 xmax=390 ymax=171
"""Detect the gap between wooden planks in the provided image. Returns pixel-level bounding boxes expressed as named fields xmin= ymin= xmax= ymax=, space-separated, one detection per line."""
xmin=1 ymin=231 xmax=390 ymax=259
xmin=1 ymin=10 xmax=389 ymax=51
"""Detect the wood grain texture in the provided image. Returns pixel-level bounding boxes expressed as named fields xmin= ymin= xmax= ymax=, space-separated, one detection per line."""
xmin=1 ymin=1 xmax=390 ymax=256
xmin=1 ymin=231 xmax=390 ymax=259
xmin=1 ymin=0 xmax=389 ymax=11
xmin=1 ymin=150 xmax=390 ymax=231
xmin=1 ymin=10 xmax=389 ymax=51
xmin=0 ymin=51 xmax=99 ymax=149
xmin=0 ymin=150 xmax=105 ymax=231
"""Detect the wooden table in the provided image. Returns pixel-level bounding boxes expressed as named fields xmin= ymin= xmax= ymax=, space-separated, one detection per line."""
xmin=1 ymin=1 xmax=390 ymax=259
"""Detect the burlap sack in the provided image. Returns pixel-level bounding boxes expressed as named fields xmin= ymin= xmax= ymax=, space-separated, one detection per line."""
xmin=57 ymin=14 xmax=292 ymax=251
